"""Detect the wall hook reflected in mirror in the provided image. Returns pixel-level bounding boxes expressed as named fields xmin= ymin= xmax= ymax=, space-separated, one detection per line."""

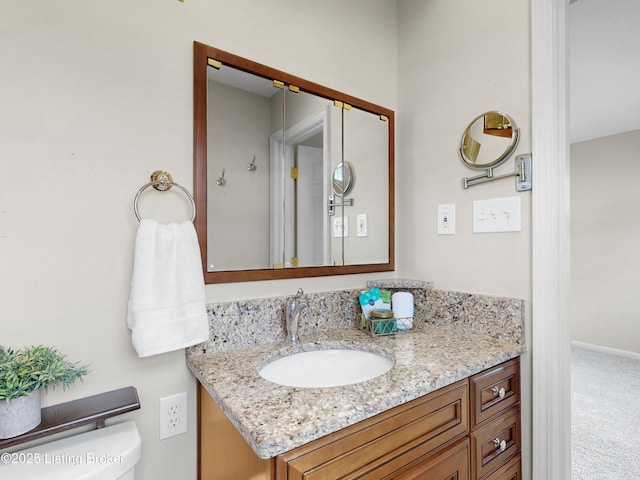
xmin=248 ymin=154 xmax=257 ymax=172
xmin=216 ymin=168 xmax=226 ymax=186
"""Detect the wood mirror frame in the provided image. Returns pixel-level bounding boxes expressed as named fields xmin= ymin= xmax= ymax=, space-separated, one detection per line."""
xmin=193 ymin=41 xmax=395 ymax=283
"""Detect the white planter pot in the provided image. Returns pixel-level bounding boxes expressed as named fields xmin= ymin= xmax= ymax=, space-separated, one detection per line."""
xmin=0 ymin=388 xmax=42 ymax=439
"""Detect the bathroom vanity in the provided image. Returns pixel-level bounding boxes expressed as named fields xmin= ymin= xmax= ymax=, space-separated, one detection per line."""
xmin=190 ymin=40 xmax=528 ymax=478
xmin=189 ymin=326 xmax=524 ymax=480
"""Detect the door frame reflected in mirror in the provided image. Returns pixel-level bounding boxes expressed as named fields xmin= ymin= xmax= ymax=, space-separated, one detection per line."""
xmin=193 ymin=41 xmax=395 ymax=283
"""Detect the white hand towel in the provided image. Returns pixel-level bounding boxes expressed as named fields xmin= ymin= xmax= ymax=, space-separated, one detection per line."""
xmin=127 ymin=219 xmax=208 ymax=358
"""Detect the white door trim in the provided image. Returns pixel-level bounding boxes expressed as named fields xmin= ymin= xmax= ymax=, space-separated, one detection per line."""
xmin=269 ymin=107 xmax=331 ymax=267
xmin=531 ymin=0 xmax=572 ymax=479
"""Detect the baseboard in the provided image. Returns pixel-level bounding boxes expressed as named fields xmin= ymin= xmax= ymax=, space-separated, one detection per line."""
xmin=571 ymin=340 xmax=640 ymax=360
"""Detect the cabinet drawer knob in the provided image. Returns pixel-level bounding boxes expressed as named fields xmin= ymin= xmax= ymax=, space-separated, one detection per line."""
xmin=493 ymin=438 xmax=507 ymax=452
xmin=491 ymin=386 xmax=506 ymax=399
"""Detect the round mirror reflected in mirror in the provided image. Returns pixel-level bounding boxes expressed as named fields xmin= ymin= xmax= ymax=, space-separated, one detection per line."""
xmin=460 ymin=111 xmax=520 ymax=170
xmin=331 ymin=162 xmax=355 ymax=197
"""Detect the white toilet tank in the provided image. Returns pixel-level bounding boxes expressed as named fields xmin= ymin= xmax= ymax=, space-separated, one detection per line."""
xmin=0 ymin=421 xmax=141 ymax=480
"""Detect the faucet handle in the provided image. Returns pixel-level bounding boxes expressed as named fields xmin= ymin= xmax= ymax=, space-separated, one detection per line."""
xmin=296 ymin=288 xmax=309 ymax=309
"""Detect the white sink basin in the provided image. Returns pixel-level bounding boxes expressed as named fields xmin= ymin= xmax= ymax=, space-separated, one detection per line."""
xmin=258 ymin=349 xmax=393 ymax=388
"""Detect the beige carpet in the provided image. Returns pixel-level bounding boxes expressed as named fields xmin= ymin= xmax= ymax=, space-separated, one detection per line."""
xmin=571 ymin=346 xmax=640 ymax=479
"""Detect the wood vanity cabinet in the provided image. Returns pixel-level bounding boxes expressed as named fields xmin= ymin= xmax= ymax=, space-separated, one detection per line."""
xmin=199 ymin=357 xmax=521 ymax=480
xmin=276 ymin=380 xmax=469 ymax=480
xmin=469 ymin=358 xmax=521 ymax=480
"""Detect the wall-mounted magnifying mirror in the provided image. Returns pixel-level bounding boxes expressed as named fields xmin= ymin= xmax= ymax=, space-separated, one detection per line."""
xmin=460 ymin=111 xmax=519 ymax=169
xmin=332 ymin=162 xmax=354 ymax=197
xmin=460 ymin=111 xmax=531 ymax=191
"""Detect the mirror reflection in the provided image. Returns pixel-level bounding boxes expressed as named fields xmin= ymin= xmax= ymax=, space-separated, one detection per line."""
xmin=194 ymin=42 xmax=394 ymax=283
xmin=340 ymin=106 xmax=389 ymax=266
xmin=276 ymin=87 xmax=335 ymax=268
xmin=332 ymin=163 xmax=354 ymax=197
xmin=459 ymin=111 xmax=519 ymax=169
xmin=206 ymin=64 xmax=274 ymax=271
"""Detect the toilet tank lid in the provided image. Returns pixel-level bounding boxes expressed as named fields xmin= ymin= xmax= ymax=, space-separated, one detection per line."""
xmin=0 ymin=420 xmax=141 ymax=479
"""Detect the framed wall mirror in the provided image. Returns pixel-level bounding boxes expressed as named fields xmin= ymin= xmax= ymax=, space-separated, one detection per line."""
xmin=193 ymin=42 xmax=395 ymax=283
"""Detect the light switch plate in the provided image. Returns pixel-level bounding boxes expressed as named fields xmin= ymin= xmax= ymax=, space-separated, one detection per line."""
xmin=472 ymin=196 xmax=521 ymax=233
xmin=333 ymin=216 xmax=349 ymax=237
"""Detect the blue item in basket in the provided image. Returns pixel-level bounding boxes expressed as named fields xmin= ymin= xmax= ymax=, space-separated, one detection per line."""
xmin=359 ymin=288 xmax=391 ymax=328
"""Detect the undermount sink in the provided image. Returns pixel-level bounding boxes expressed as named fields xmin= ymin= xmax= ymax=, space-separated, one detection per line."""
xmin=258 ymin=349 xmax=393 ymax=388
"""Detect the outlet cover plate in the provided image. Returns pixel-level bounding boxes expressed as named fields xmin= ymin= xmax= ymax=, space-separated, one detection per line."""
xmin=356 ymin=214 xmax=368 ymax=237
xmin=437 ymin=204 xmax=456 ymax=235
xmin=160 ymin=392 xmax=188 ymax=440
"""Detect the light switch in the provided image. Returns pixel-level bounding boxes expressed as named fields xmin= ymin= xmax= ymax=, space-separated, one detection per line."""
xmin=333 ymin=216 xmax=349 ymax=237
xmin=472 ymin=196 xmax=521 ymax=233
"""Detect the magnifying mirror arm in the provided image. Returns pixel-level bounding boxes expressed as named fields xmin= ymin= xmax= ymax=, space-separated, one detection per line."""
xmin=463 ymin=167 xmax=495 ymax=188
xmin=463 ymin=153 xmax=532 ymax=191
xmin=328 ymin=194 xmax=354 ymax=216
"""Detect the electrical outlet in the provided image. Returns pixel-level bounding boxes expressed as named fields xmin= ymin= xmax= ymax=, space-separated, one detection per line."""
xmin=160 ymin=392 xmax=188 ymax=440
xmin=356 ymin=214 xmax=368 ymax=237
xmin=437 ymin=204 xmax=456 ymax=235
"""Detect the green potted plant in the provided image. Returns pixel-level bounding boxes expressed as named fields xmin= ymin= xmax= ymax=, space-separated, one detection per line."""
xmin=0 ymin=345 xmax=89 ymax=439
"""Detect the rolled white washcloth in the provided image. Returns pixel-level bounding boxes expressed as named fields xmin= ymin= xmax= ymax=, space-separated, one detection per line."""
xmin=392 ymin=292 xmax=414 ymax=330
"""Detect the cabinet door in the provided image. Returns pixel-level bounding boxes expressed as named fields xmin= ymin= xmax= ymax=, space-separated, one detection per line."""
xmin=276 ymin=380 xmax=468 ymax=480
xmin=199 ymin=385 xmax=273 ymax=480
xmin=390 ymin=438 xmax=470 ymax=480
xmin=470 ymin=407 xmax=521 ymax=479
xmin=484 ymin=454 xmax=521 ymax=480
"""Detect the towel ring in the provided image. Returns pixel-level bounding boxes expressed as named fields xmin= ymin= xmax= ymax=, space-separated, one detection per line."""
xmin=134 ymin=171 xmax=196 ymax=222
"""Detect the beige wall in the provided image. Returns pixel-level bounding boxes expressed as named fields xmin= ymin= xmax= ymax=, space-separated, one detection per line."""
xmin=207 ymin=80 xmax=271 ymax=270
xmin=1 ymin=0 xmax=535 ymax=479
xmin=0 ymin=1 xmax=397 ymax=479
xmin=571 ymin=129 xmax=640 ymax=354
xmin=396 ymin=1 xmax=532 ymax=478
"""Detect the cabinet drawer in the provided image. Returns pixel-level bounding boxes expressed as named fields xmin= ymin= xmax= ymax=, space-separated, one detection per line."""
xmin=484 ymin=454 xmax=521 ymax=480
xmin=470 ymin=406 xmax=520 ymax=480
xmin=390 ymin=438 xmax=470 ymax=480
xmin=470 ymin=358 xmax=520 ymax=428
xmin=276 ymin=380 xmax=468 ymax=480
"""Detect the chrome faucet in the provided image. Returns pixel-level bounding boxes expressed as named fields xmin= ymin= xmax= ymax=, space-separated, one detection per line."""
xmin=285 ymin=288 xmax=308 ymax=344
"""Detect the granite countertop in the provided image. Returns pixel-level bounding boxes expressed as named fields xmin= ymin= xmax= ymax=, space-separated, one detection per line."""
xmin=187 ymin=325 xmax=525 ymax=459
